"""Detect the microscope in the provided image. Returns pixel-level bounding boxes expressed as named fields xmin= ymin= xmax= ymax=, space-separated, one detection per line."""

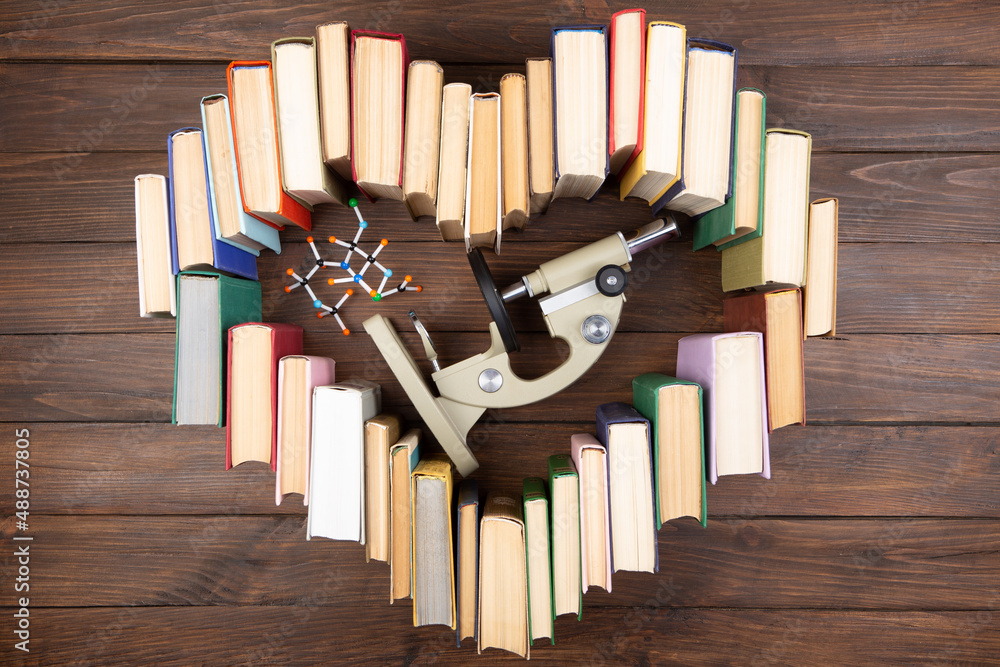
xmin=363 ymin=217 xmax=680 ymax=475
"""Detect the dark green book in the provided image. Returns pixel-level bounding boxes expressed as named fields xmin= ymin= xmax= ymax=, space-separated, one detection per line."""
xmin=632 ymin=373 xmax=708 ymax=528
xmin=523 ymin=477 xmax=554 ymax=645
xmin=172 ymin=269 xmax=261 ymax=425
xmin=547 ymin=454 xmax=582 ymax=621
xmin=694 ymin=88 xmax=767 ymax=251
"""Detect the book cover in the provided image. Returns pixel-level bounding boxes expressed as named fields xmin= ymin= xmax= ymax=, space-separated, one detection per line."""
xmin=675 ymin=332 xmax=770 ymax=484
xmin=570 ymin=433 xmax=613 ymax=592
xmin=523 ymin=477 xmax=555 ymax=645
xmin=464 ymin=92 xmax=503 ymax=254
xmin=804 ymin=197 xmax=840 ymax=337
xmin=199 ymin=94 xmax=282 ymax=256
xmin=167 ymin=127 xmax=258 ymax=281
xmin=275 ymin=355 xmax=335 ymax=504
xmin=134 ymin=174 xmax=176 ymax=318
xmin=547 ymin=454 xmax=582 ymax=620
xmin=694 ymin=88 xmax=766 ymax=251
xmin=551 ymin=24 xmax=610 ymax=202
xmin=609 ymin=8 xmax=646 ymax=176
xmin=595 ymin=402 xmax=659 ymax=570
xmin=477 ymin=492 xmax=529 ymax=658
xmin=631 ymin=374 xmax=707 ymax=528
xmin=455 ymin=479 xmax=479 ymax=647
xmin=525 ymin=58 xmax=553 ymax=216
xmin=389 ymin=429 xmax=422 ymax=603
xmin=171 ymin=270 xmax=262 ymax=426
xmin=723 ymin=288 xmax=806 ymax=430
xmin=349 ymin=30 xmax=409 ymax=202
xmin=225 ymin=322 xmax=304 ymax=471
xmin=316 ymin=21 xmax=353 ymax=181
xmin=226 ymin=61 xmax=314 ymax=231
xmin=410 ymin=455 xmax=456 ymax=629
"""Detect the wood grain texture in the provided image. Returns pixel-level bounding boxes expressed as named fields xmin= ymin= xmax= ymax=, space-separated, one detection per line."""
xmin=1 ymin=423 xmax=996 ymax=517
xmin=4 ymin=152 xmax=997 ymax=245
xmin=4 ymin=514 xmax=997 ymax=610
xmin=2 ymin=0 xmax=998 ymax=65
xmin=12 ymin=607 xmax=1000 ymax=666
xmin=2 ymin=63 xmax=997 ymax=153
xmin=4 ymin=242 xmax=999 ymax=336
xmin=3 ymin=333 xmax=998 ymax=424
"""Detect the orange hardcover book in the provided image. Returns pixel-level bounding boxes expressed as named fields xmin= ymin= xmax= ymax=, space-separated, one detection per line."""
xmin=226 ymin=60 xmax=313 ymax=231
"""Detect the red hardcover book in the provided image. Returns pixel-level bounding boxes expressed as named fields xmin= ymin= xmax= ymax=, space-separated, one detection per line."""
xmin=226 ymin=322 xmax=304 ymax=471
xmin=349 ymin=30 xmax=409 ymax=202
xmin=609 ymin=8 xmax=646 ymax=178
xmin=226 ymin=61 xmax=313 ymax=231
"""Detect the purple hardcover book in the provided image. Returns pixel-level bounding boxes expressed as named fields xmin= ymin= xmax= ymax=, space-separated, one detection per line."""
xmin=595 ymin=402 xmax=658 ymax=574
xmin=675 ymin=332 xmax=770 ymax=484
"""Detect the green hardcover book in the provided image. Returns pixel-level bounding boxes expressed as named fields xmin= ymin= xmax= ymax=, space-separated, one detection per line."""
xmin=720 ymin=128 xmax=812 ymax=291
xmin=695 ymin=88 xmax=767 ymax=251
xmin=547 ymin=454 xmax=582 ymax=621
xmin=172 ymin=269 xmax=262 ymax=425
xmin=523 ymin=477 xmax=555 ymax=645
xmin=632 ymin=373 xmax=707 ymax=528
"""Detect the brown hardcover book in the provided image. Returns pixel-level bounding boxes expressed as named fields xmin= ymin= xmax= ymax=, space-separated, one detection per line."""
xmin=723 ymin=288 xmax=806 ymax=430
xmin=365 ymin=413 xmax=402 ymax=562
xmin=389 ymin=429 xmax=421 ymax=602
xmin=478 ymin=492 xmax=529 ymax=658
xmin=464 ymin=92 xmax=501 ymax=253
xmin=804 ymin=198 xmax=839 ymax=337
xmin=436 ymin=83 xmax=473 ymax=241
xmin=402 ymin=60 xmax=445 ymax=220
xmin=525 ymin=57 xmax=554 ymax=215
xmin=500 ymin=73 xmax=529 ymax=231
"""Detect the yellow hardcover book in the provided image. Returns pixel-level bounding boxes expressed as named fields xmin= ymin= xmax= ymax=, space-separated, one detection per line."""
xmin=620 ymin=21 xmax=686 ymax=203
xmin=410 ymin=455 xmax=456 ymax=629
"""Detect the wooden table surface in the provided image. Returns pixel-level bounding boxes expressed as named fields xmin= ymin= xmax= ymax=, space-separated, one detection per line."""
xmin=2 ymin=1 xmax=999 ymax=664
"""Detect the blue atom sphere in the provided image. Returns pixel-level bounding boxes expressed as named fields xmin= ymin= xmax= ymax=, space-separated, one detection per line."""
xmin=313 ymin=300 xmax=322 ymax=308
xmin=384 ymin=269 xmax=393 ymax=277
xmin=353 ymin=275 xmax=362 ymax=283
xmin=340 ymin=261 xmax=349 ymax=269
xmin=348 ymin=197 xmax=358 ymax=207
xmin=360 ymin=220 xmax=368 ymax=229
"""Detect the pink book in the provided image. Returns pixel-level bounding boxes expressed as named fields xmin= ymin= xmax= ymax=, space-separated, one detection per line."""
xmin=276 ymin=355 xmax=336 ymax=505
xmin=570 ymin=433 xmax=612 ymax=594
xmin=675 ymin=332 xmax=770 ymax=485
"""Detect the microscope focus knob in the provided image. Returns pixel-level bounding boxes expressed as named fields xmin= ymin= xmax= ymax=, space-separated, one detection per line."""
xmin=595 ymin=264 xmax=628 ymax=297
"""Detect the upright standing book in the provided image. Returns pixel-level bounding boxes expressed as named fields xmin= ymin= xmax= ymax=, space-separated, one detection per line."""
xmin=523 ymin=478 xmax=554 ymax=645
xmin=167 ymin=127 xmax=258 ymax=280
xmin=570 ymin=434 xmax=612 ymax=593
xmin=608 ymin=8 xmax=646 ymax=176
xmin=632 ymin=373 xmax=707 ymax=527
xmin=316 ymin=21 xmax=353 ymax=182
xmin=500 ymin=73 xmax=529 ymax=231
xmin=804 ymin=198 xmax=839 ymax=337
xmin=402 ymin=60 xmax=445 ymax=220
xmin=478 ymin=492 xmax=530 ymax=659
xmin=675 ymin=332 xmax=770 ymax=484
xmin=172 ymin=271 xmax=261 ymax=426
xmin=695 ymin=88 xmax=766 ymax=251
xmin=411 ymin=455 xmax=456 ymax=629
xmin=465 ymin=92 xmax=502 ymax=253
xmin=619 ymin=21 xmax=686 ymax=204
xmin=365 ymin=413 xmax=402 ymax=562
xmin=227 ymin=61 xmax=313 ymax=231
xmin=654 ymin=39 xmax=737 ymax=217
xmin=456 ymin=480 xmax=480 ymax=646
xmin=226 ymin=323 xmax=304 ymax=470
xmin=307 ymin=381 xmax=381 ymax=541
xmin=271 ymin=37 xmax=350 ymax=207
xmin=525 ymin=57 xmax=554 ymax=215
xmin=134 ymin=174 xmax=176 ymax=318
xmin=595 ymin=402 xmax=658 ymax=574
xmin=548 ymin=454 xmax=582 ymax=619
xmin=351 ymin=30 xmax=408 ymax=201
xmin=724 ymin=288 xmax=806 ymax=430
xmin=551 ymin=25 xmax=609 ymax=201
xmin=390 ymin=428 xmax=422 ymax=602
xmin=275 ymin=355 xmax=335 ymax=504
xmin=436 ymin=82 xmax=473 ymax=241
xmin=200 ymin=95 xmax=282 ymax=255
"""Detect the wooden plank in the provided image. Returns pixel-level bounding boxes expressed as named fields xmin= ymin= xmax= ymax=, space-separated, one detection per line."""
xmin=21 ymin=607 xmax=1000 ymax=664
xmin=3 ymin=152 xmax=997 ymax=245
xmin=3 ymin=242 xmax=1000 ymax=336
xmin=13 ymin=515 xmax=999 ymax=609
xmin=1 ymin=63 xmax=997 ymax=153
xmin=2 ymin=423 xmax=996 ymax=517
xmin=1 ymin=0 xmax=998 ymax=65
xmin=2 ymin=333 xmax=998 ymax=423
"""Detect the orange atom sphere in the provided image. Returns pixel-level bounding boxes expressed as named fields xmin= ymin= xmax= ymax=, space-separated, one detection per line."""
xmin=343 ymin=329 xmax=350 ymax=336
xmin=415 ymin=285 xmax=423 ymax=292
xmin=306 ymin=236 xmax=314 ymax=243
xmin=284 ymin=286 xmax=291 ymax=293
xmin=286 ymin=268 xmax=294 ymax=276
xmin=380 ymin=239 xmax=388 ymax=246
xmin=346 ymin=289 xmax=354 ymax=296
xmin=328 ymin=236 xmax=336 ymax=243
xmin=404 ymin=275 xmax=412 ymax=282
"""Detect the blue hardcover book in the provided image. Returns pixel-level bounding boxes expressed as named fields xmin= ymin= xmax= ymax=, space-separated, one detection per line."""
xmin=455 ymin=479 xmax=480 ymax=646
xmin=200 ymin=96 xmax=282 ymax=255
xmin=595 ymin=402 xmax=659 ymax=574
xmin=167 ymin=127 xmax=258 ymax=280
